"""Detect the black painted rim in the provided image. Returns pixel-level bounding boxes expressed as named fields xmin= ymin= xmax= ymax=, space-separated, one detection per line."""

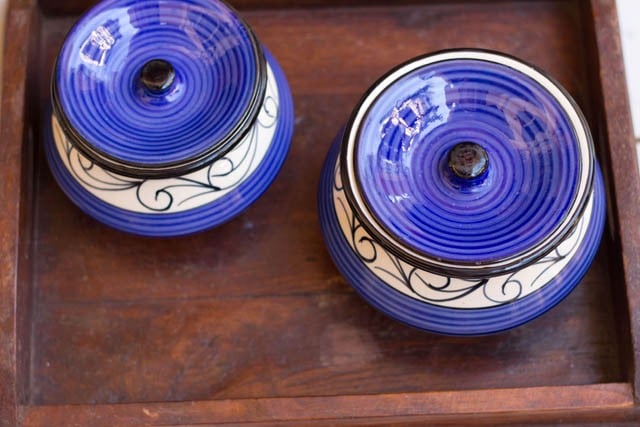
xmin=50 ymin=0 xmax=267 ymax=179
xmin=338 ymin=48 xmax=596 ymax=278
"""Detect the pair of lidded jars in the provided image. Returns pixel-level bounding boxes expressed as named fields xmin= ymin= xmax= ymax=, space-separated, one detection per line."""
xmin=48 ymin=0 xmax=605 ymax=335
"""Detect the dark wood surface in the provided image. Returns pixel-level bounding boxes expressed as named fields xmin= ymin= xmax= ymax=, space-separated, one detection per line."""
xmin=0 ymin=3 xmax=39 ymax=426
xmin=1 ymin=0 xmax=639 ymax=425
xmin=589 ymin=0 xmax=640 ymax=401
xmin=16 ymin=384 xmax=637 ymax=426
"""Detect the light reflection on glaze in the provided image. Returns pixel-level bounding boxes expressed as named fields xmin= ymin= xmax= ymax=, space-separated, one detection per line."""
xmin=379 ymin=75 xmax=451 ymax=154
xmin=79 ymin=26 xmax=115 ymax=66
xmin=56 ymin=0 xmax=262 ymax=167
xmin=355 ymin=59 xmax=581 ymax=263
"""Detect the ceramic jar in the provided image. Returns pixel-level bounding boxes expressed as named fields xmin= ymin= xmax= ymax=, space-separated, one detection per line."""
xmin=318 ymin=50 xmax=606 ymax=335
xmin=47 ymin=0 xmax=294 ymax=236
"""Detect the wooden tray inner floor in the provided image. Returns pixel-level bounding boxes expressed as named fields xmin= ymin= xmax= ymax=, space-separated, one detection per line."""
xmin=27 ymin=0 xmax=625 ymax=405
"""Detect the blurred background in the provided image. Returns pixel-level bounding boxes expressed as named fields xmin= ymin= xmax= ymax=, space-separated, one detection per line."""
xmin=618 ymin=0 xmax=639 ymax=170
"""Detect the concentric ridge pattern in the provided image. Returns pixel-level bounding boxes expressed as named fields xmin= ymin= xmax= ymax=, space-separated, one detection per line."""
xmin=54 ymin=0 xmax=263 ymax=172
xmin=46 ymin=50 xmax=293 ymax=237
xmin=351 ymin=58 xmax=585 ymax=265
xmin=319 ymin=138 xmax=605 ymax=335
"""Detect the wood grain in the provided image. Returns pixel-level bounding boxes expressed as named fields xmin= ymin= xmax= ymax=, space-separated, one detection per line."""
xmin=28 ymin=0 xmax=624 ymax=406
xmin=36 ymin=0 xmax=504 ymax=16
xmin=0 ymin=1 xmax=37 ymax=426
xmin=19 ymin=384 xmax=635 ymax=426
xmin=588 ymin=0 xmax=640 ymax=401
xmin=0 ymin=0 xmax=638 ymax=425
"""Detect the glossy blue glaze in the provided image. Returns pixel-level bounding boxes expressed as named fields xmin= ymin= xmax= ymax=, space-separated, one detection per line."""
xmin=55 ymin=0 xmax=262 ymax=169
xmin=46 ymin=50 xmax=293 ymax=237
xmin=355 ymin=59 xmax=581 ymax=264
xmin=320 ymin=51 xmax=605 ymax=335
xmin=319 ymin=136 xmax=605 ymax=335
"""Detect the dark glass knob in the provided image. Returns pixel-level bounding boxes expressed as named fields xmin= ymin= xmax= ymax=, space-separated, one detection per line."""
xmin=140 ymin=59 xmax=175 ymax=93
xmin=448 ymin=142 xmax=489 ymax=179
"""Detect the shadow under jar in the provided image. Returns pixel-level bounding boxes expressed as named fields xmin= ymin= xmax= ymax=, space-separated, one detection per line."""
xmin=318 ymin=49 xmax=606 ymax=336
xmin=47 ymin=0 xmax=294 ymax=237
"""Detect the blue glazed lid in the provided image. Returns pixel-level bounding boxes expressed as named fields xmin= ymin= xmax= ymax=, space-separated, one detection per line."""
xmin=341 ymin=50 xmax=595 ymax=277
xmin=52 ymin=0 xmax=266 ymax=178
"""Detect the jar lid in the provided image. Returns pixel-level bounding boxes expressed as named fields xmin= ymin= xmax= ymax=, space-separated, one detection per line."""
xmin=52 ymin=0 xmax=266 ymax=178
xmin=341 ymin=50 xmax=594 ymax=277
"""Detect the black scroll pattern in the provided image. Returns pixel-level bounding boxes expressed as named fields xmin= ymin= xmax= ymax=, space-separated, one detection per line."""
xmin=332 ymin=161 xmax=585 ymax=308
xmin=54 ymin=71 xmax=279 ymax=213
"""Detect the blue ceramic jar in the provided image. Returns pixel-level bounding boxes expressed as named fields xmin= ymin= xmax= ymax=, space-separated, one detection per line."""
xmin=318 ymin=50 xmax=605 ymax=335
xmin=47 ymin=0 xmax=294 ymax=236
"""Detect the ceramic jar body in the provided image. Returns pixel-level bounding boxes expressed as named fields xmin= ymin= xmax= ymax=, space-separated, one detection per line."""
xmin=47 ymin=0 xmax=294 ymax=236
xmin=318 ymin=50 xmax=606 ymax=335
xmin=319 ymin=137 xmax=605 ymax=335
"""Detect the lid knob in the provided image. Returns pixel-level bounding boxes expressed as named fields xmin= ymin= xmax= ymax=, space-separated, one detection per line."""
xmin=447 ymin=142 xmax=488 ymax=180
xmin=140 ymin=59 xmax=176 ymax=93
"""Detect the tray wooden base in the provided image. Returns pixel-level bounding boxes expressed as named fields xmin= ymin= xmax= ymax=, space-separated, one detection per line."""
xmin=2 ymin=0 xmax=639 ymax=425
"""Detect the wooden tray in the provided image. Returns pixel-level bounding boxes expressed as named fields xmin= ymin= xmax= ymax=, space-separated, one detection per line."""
xmin=2 ymin=0 xmax=640 ymax=425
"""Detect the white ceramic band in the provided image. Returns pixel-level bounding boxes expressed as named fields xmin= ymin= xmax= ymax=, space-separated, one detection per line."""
xmin=51 ymin=64 xmax=280 ymax=214
xmin=332 ymin=157 xmax=593 ymax=309
xmin=342 ymin=50 xmax=593 ymax=274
